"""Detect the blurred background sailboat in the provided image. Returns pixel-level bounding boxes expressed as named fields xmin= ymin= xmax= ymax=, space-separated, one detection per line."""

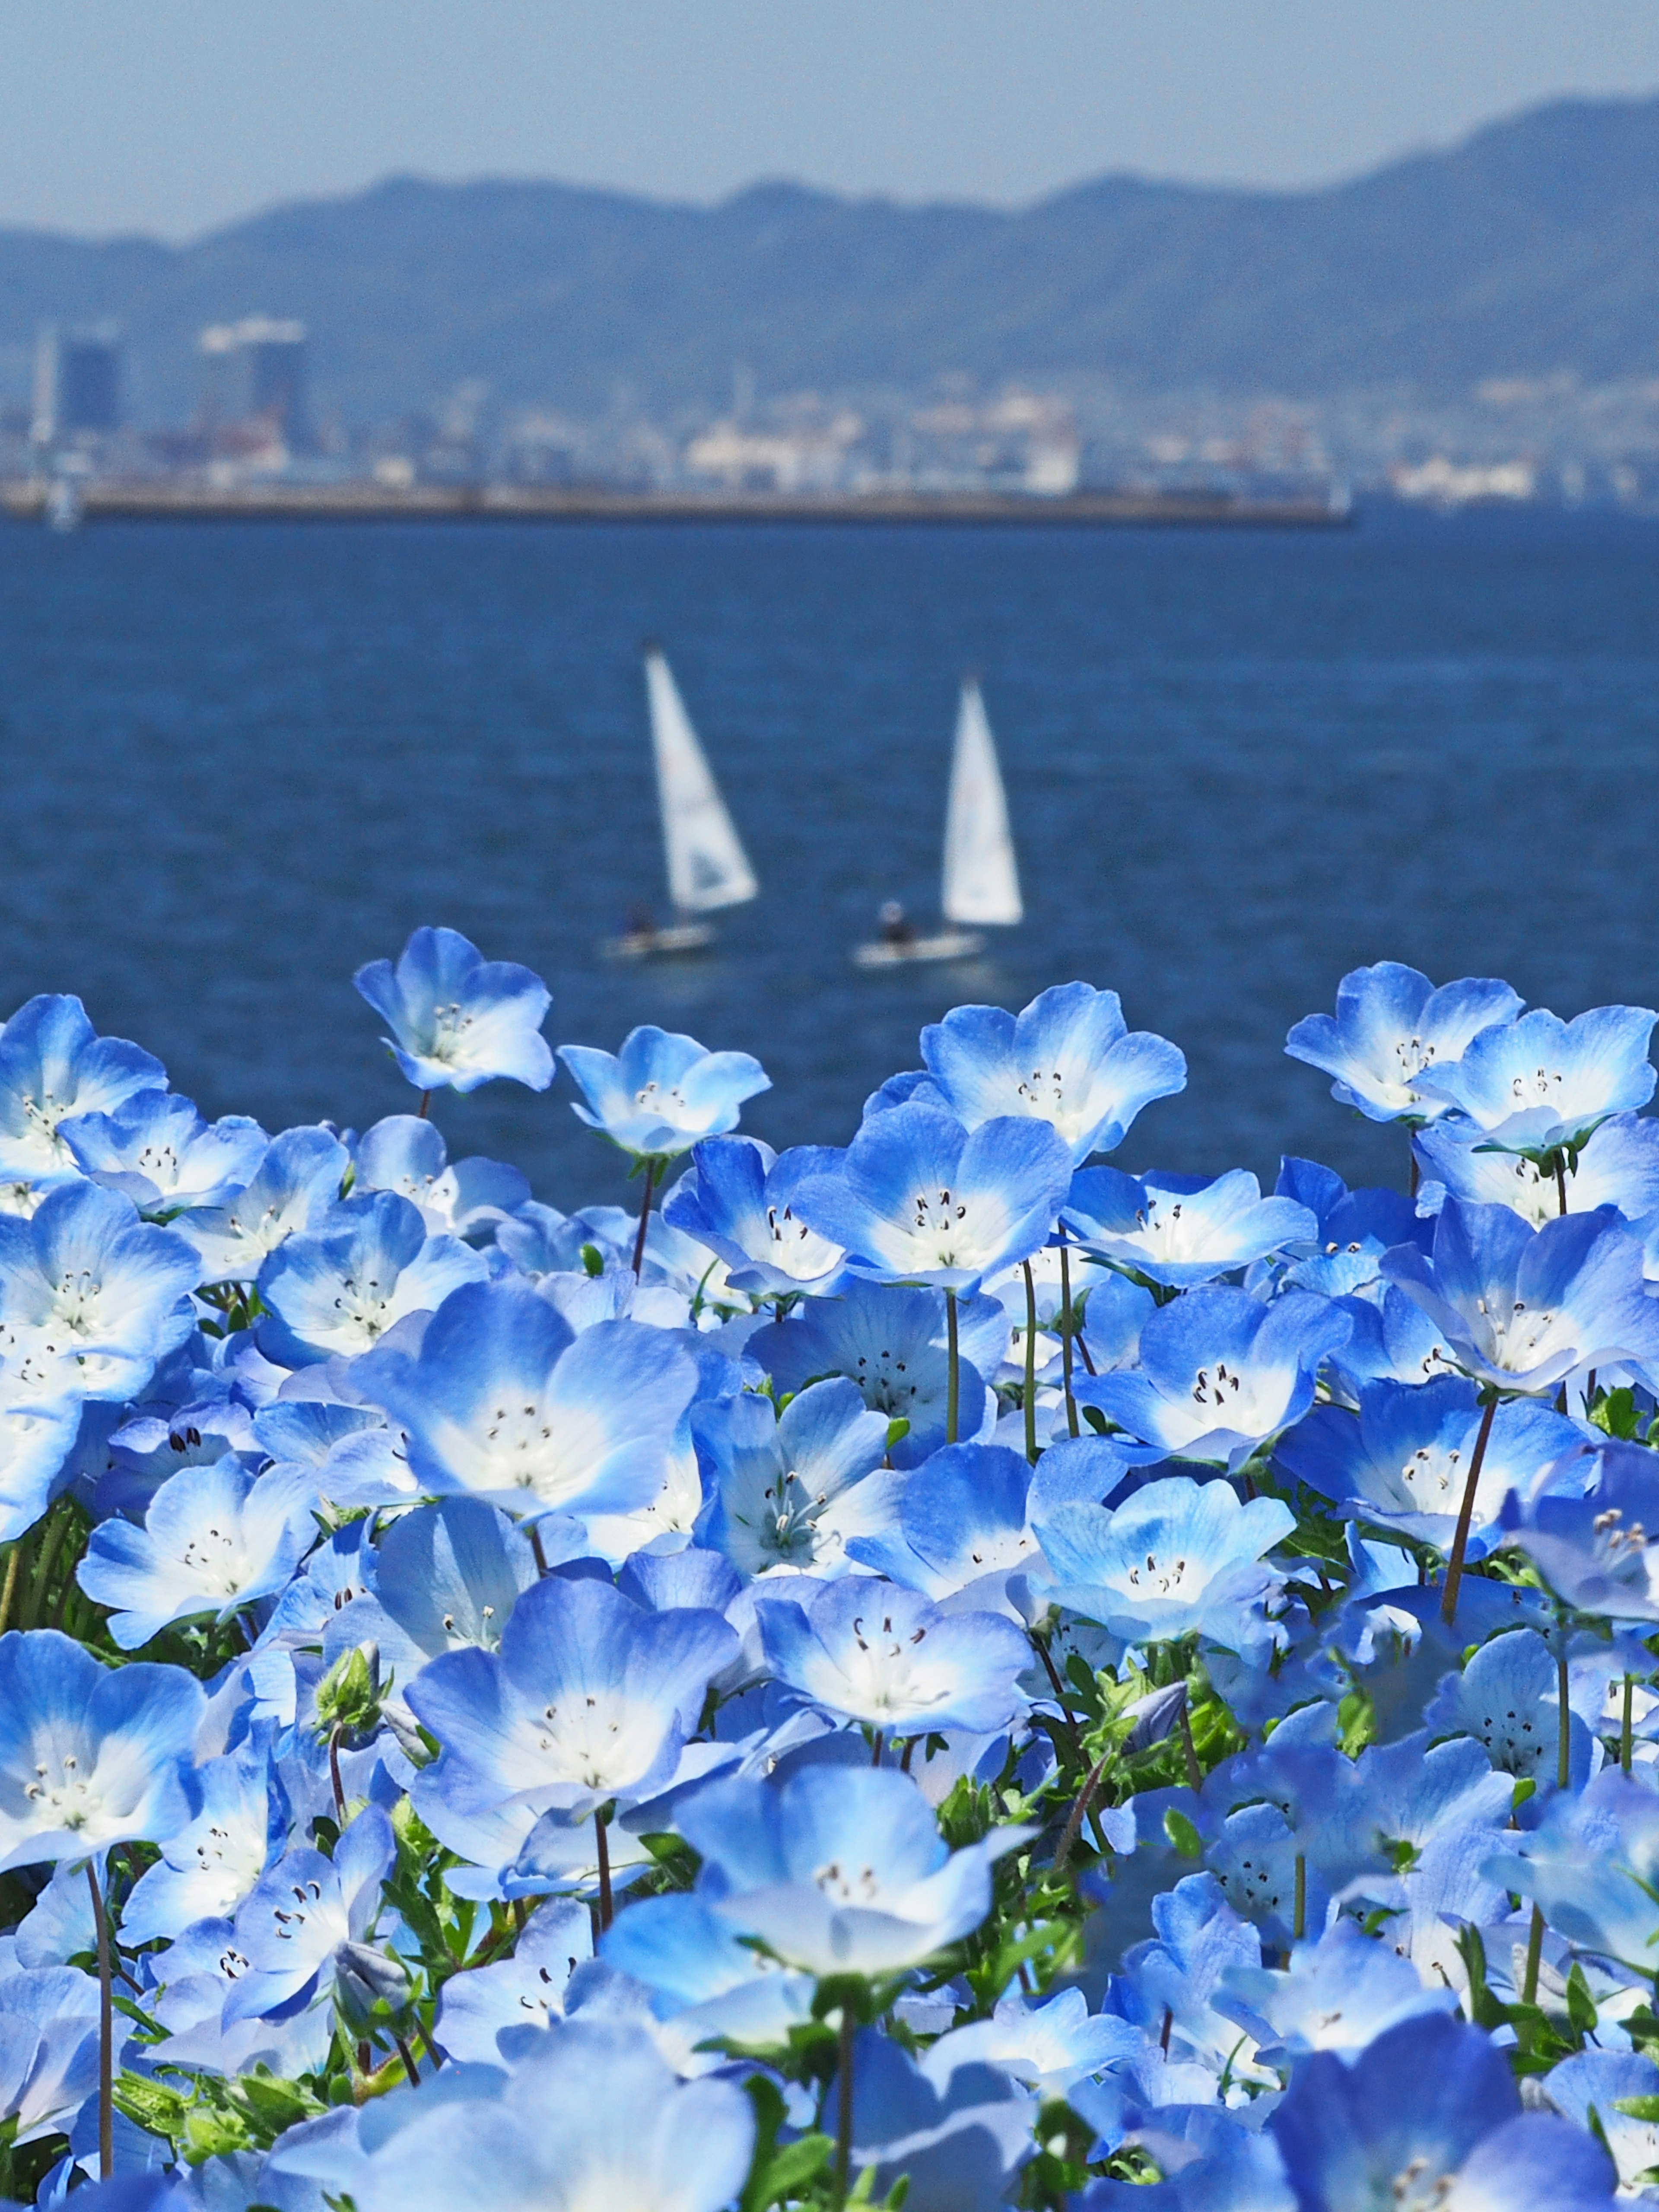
xmin=854 ymin=675 xmax=1022 ymax=967
xmin=601 ymin=643 xmax=759 ymax=959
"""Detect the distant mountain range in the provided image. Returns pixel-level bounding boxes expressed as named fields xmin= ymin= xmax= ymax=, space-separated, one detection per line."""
xmin=3 ymin=93 xmax=1657 ymax=426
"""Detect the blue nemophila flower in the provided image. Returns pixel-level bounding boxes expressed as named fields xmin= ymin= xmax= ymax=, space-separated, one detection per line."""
xmin=1414 ymin=1110 xmax=1659 ymax=1228
xmin=222 ymin=1804 xmax=397 ymax=2027
xmin=661 ymin=1135 xmax=845 ymax=1294
xmin=935 ymin=1985 xmax=1140 ymax=2095
xmin=1424 ymin=1626 xmax=1593 ymax=1788
xmin=0 ymin=1399 xmax=86 ymax=1545
xmin=76 ymin=1458 xmax=318 ymax=1650
xmin=1276 ymin=1377 xmax=1582 ymax=1553
xmin=353 ymin=926 xmax=553 ymax=1096
xmin=0 ymin=994 xmax=168 ymax=1180
xmin=676 ymin=1764 xmax=1028 ymax=1975
xmin=0 ymin=1627 xmax=203 ymax=1870
xmin=915 ymin=982 xmax=1186 ymax=1164
xmin=353 ymin=1276 xmax=698 ymax=1521
xmin=599 ymin=1889 xmax=814 ymax=2063
xmin=693 ymin=1375 xmax=895 ymax=1579
xmin=1268 ymin=2012 xmax=1617 ymax=2212
xmin=432 ymin=1895 xmax=591 ymax=2061
xmin=1381 ymin=1198 xmax=1659 ymax=1393
xmin=121 ymin=1732 xmax=289 ymax=1945
xmin=792 ymin=1102 xmax=1072 ymax=1292
xmin=847 ymin=1442 xmax=1042 ymax=1599
xmin=756 ymin=1576 xmax=1031 ymax=1734
xmin=1271 ymin=1156 xmax=1427 ymax=1300
xmin=350 ymin=2019 xmax=754 ymax=2212
xmin=1546 ymin=2051 xmax=1659 ymax=2198
xmin=0 ymin=1179 xmax=200 ymax=1403
xmin=1500 ymin=1441 xmax=1659 ymax=1620
xmin=1074 ymin=1286 xmax=1349 ymax=1467
xmin=59 ymin=1092 xmax=267 ymax=1218
xmin=1071 ymin=2110 xmax=1293 ymax=2212
xmin=256 ymin=1190 xmax=488 ymax=1366
xmin=1034 ymin=1474 xmax=1294 ymax=1647
xmin=145 ymin=1906 xmax=332 ymax=2081
xmin=746 ymin=1279 xmax=1007 ymax=1465
xmin=184 ymin=1124 xmax=349 ymax=1286
xmin=1216 ymin=1915 xmax=1457 ymax=2063
xmin=835 ymin=2024 xmax=1036 ymax=2212
xmin=1284 ymin=962 xmax=1522 ymax=1124
xmin=1063 ymin=1166 xmax=1316 ymax=1288
xmin=323 ymin=1499 xmax=540 ymax=1720
xmin=0 ymin=1962 xmax=102 ymax=2147
xmin=1487 ymin=1768 xmax=1659 ymax=1974
xmin=1112 ymin=1869 xmax=1273 ymax=2088
xmin=249 ymin=1397 xmax=411 ymax=1516
xmin=352 ymin=1115 xmax=530 ymax=1240
xmin=558 ymin=1025 xmax=769 ymax=1160
xmin=408 ymin=1573 xmax=737 ymax=1824
xmin=1415 ymin=1003 xmax=1657 ymax=1156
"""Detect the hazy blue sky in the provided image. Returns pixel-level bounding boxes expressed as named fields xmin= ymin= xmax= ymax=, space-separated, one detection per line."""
xmin=5 ymin=2 xmax=1659 ymax=239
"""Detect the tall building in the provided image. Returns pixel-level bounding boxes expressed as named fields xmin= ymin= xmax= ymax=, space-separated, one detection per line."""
xmin=199 ymin=316 xmax=309 ymax=447
xmin=32 ymin=325 xmax=122 ymax=441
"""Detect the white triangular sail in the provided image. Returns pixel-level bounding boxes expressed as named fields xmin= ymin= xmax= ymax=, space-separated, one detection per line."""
xmin=941 ymin=678 xmax=1022 ymax=925
xmin=644 ymin=648 xmax=759 ymax=914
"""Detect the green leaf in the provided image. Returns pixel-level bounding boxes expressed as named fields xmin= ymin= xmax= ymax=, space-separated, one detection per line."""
xmin=885 ymin=1417 xmax=911 ymax=1451
xmin=1592 ymin=1387 xmax=1645 ymax=1442
xmin=1163 ymin=1808 xmax=1203 ymax=1859
xmin=747 ymin=2133 xmax=833 ymax=2209
xmin=1614 ymin=2094 xmax=1659 ymax=2121
xmin=1566 ymin=1962 xmax=1599 ymax=2038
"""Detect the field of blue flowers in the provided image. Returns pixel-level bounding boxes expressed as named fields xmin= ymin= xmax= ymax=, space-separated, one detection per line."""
xmin=1 ymin=933 xmax=1657 ymax=2211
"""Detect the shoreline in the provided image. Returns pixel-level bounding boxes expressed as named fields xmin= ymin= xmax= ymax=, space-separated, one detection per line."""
xmin=0 ymin=480 xmax=1351 ymax=528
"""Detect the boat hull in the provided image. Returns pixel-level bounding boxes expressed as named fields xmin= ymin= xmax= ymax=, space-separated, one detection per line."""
xmin=599 ymin=922 xmax=716 ymax=961
xmin=852 ymin=929 xmax=985 ymax=969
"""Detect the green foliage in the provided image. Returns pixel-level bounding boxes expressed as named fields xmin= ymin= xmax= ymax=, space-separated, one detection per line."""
xmin=114 ymin=2066 xmax=327 ymax=2166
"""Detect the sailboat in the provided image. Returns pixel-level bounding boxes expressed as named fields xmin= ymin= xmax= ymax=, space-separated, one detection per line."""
xmin=601 ymin=644 xmax=760 ymax=960
xmin=853 ymin=677 xmax=1023 ymax=968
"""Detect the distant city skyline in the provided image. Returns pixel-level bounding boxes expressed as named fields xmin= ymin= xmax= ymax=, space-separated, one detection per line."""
xmin=1 ymin=1 xmax=1657 ymax=240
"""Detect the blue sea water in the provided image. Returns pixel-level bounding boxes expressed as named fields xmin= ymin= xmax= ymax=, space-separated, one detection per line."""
xmin=0 ymin=506 xmax=1654 ymax=1211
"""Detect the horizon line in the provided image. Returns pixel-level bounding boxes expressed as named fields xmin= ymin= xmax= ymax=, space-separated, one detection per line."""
xmin=3 ymin=83 xmax=1654 ymax=253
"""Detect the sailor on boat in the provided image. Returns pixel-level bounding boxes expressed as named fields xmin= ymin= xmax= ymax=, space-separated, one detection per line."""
xmin=601 ymin=645 xmax=759 ymax=961
xmin=853 ymin=676 xmax=1022 ymax=968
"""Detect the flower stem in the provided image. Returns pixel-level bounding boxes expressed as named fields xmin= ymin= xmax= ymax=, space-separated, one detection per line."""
xmin=1021 ymin=1261 xmax=1039 ymax=1464
xmin=19 ymin=1504 xmax=71 ymax=1632
xmin=1292 ymin=1854 xmax=1306 ymax=1942
xmin=86 ymin=1860 xmax=114 ymax=2180
xmin=1178 ymin=1703 xmax=1203 ymax=1793
xmin=834 ymin=2005 xmax=855 ymax=2209
xmin=328 ymin=1723 xmax=348 ymax=1826
xmin=944 ymin=1287 xmax=960 ymax=1445
xmin=1059 ymin=1233 xmax=1079 ymax=1438
xmin=0 ymin=1537 xmax=22 ymax=1635
xmin=1624 ymin=1673 xmax=1635 ymax=1776
xmin=595 ymin=1809 xmax=614 ymax=1932
xmin=1556 ymin=1156 xmax=1568 ymax=1215
xmin=631 ymin=1157 xmax=658 ymax=1278
xmin=1440 ymin=1393 xmax=1498 ymax=1629
xmin=1522 ymin=1902 xmax=1546 ymax=2005
xmin=1033 ymin=1636 xmax=1086 ymax=1764
xmin=1054 ymin=1742 xmax=1114 ymax=1875
xmin=1557 ymin=1652 xmax=1572 ymax=1791
xmin=416 ymin=1091 xmax=431 ymax=1121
